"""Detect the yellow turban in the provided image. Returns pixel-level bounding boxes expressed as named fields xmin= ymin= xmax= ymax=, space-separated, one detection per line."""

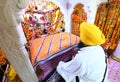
xmin=80 ymin=22 xmax=105 ymax=46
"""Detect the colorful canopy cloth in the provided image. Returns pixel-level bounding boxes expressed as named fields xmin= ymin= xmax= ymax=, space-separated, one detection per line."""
xmin=94 ymin=1 xmax=120 ymax=49
xmin=29 ymin=32 xmax=80 ymax=66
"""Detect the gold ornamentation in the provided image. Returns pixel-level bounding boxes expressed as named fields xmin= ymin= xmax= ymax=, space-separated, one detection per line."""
xmin=111 ymin=54 xmax=120 ymax=62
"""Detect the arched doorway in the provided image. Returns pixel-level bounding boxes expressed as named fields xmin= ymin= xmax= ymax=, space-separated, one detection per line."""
xmin=71 ymin=3 xmax=87 ymax=36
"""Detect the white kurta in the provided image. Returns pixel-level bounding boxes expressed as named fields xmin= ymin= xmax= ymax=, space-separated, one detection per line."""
xmin=57 ymin=45 xmax=109 ymax=82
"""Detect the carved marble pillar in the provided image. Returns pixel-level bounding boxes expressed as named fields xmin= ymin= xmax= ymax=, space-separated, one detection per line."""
xmin=0 ymin=0 xmax=38 ymax=82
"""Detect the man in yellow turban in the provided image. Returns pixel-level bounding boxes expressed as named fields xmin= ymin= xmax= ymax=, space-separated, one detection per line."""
xmin=57 ymin=22 xmax=109 ymax=82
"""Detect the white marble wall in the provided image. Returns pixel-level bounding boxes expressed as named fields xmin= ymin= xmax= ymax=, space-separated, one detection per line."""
xmin=113 ymin=42 xmax=120 ymax=58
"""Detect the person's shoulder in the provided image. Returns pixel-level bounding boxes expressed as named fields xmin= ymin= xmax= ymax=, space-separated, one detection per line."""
xmin=76 ymin=50 xmax=87 ymax=59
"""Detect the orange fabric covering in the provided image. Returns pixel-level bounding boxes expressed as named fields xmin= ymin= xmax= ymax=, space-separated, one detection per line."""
xmin=29 ymin=32 xmax=80 ymax=65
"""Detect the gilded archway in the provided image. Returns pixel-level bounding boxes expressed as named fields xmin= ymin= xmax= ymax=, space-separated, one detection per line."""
xmin=71 ymin=3 xmax=87 ymax=36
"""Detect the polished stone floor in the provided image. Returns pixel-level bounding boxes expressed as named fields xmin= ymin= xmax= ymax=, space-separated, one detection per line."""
xmin=108 ymin=57 xmax=120 ymax=82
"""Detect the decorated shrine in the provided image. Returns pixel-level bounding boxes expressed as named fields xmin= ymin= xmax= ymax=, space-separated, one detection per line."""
xmin=0 ymin=0 xmax=120 ymax=82
xmin=22 ymin=0 xmax=65 ymax=41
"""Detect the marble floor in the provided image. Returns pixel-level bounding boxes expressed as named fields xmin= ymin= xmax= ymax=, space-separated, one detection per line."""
xmin=108 ymin=57 xmax=120 ymax=82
